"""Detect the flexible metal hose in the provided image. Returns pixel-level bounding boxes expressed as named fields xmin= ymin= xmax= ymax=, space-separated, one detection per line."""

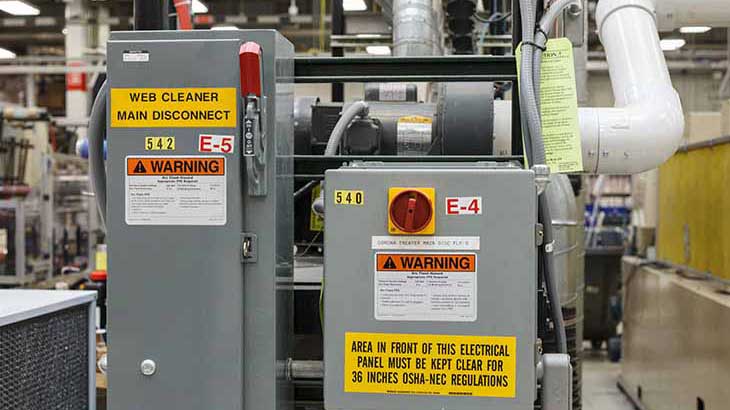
xmin=312 ymin=101 xmax=370 ymax=215
xmin=324 ymin=101 xmax=369 ymax=156
xmin=88 ymin=80 xmax=108 ymax=226
xmin=519 ymin=0 xmax=575 ymax=354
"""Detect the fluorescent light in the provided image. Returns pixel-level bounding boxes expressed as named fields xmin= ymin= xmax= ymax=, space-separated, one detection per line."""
xmin=660 ymin=38 xmax=686 ymax=51
xmin=0 ymin=47 xmax=16 ymax=59
xmin=679 ymin=26 xmax=711 ymax=34
xmin=343 ymin=0 xmax=367 ymax=11
xmin=192 ymin=0 xmax=208 ymax=13
xmin=0 ymin=1 xmax=40 ymax=16
xmin=366 ymin=46 xmax=391 ymax=55
xmin=211 ymin=25 xmax=238 ymax=31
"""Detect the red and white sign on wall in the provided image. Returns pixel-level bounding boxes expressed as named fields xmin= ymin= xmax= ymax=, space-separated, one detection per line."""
xmin=446 ymin=197 xmax=483 ymax=215
xmin=66 ymin=61 xmax=87 ymax=92
xmin=199 ymin=134 xmax=235 ymax=154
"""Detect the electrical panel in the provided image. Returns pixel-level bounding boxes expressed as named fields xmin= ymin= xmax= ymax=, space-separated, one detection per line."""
xmin=324 ymin=162 xmax=538 ymax=410
xmin=105 ymin=30 xmax=293 ymax=410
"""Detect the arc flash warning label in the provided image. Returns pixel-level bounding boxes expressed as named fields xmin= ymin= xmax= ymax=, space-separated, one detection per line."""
xmin=344 ymin=332 xmax=516 ymax=398
xmin=376 ymin=253 xmax=475 ymax=272
xmin=125 ymin=156 xmax=226 ymax=226
xmin=110 ymin=88 xmax=237 ymax=128
xmin=374 ymin=253 xmax=477 ymax=322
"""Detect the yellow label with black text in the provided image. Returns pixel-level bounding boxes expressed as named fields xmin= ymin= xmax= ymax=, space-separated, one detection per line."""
xmin=111 ymin=88 xmax=237 ymax=128
xmin=145 ymin=136 xmax=175 ymax=151
xmin=310 ymin=184 xmax=324 ymax=232
xmin=334 ymin=190 xmax=364 ymax=206
xmin=344 ymin=332 xmax=516 ymax=398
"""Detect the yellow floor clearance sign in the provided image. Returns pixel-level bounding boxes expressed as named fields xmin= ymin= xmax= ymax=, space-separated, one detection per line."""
xmin=111 ymin=88 xmax=237 ymax=128
xmin=344 ymin=332 xmax=516 ymax=398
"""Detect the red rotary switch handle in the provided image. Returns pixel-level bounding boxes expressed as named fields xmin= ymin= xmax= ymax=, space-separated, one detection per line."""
xmin=389 ymin=190 xmax=433 ymax=233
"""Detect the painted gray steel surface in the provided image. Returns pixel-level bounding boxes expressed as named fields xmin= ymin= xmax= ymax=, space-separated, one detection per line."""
xmin=106 ymin=30 xmax=293 ymax=410
xmin=324 ymin=162 xmax=537 ymax=410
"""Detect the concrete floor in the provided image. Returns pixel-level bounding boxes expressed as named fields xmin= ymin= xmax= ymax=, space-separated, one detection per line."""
xmin=582 ymin=352 xmax=635 ymax=410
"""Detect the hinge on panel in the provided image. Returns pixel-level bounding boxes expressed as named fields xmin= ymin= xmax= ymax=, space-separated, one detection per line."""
xmin=241 ymin=233 xmax=258 ymax=263
xmin=535 ymin=223 xmax=544 ymax=247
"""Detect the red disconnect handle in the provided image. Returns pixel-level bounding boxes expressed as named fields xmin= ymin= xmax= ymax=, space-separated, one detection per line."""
xmin=90 ymin=270 xmax=107 ymax=282
xmin=239 ymin=42 xmax=262 ymax=98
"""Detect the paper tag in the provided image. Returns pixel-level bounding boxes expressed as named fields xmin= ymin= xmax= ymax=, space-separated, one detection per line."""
xmin=516 ymin=38 xmax=583 ymax=172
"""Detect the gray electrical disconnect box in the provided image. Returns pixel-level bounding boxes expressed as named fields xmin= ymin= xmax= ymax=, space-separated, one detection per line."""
xmin=105 ymin=30 xmax=293 ymax=410
xmin=324 ymin=162 xmax=538 ymax=410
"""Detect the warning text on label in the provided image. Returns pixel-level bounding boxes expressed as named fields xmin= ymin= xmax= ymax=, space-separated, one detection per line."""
xmin=344 ymin=332 xmax=516 ymax=398
xmin=125 ymin=156 xmax=226 ymax=226
xmin=376 ymin=253 xmax=475 ymax=272
xmin=374 ymin=252 xmax=477 ymax=322
xmin=127 ymin=157 xmax=224 ymax=176
xmin=111 ymin=88 xmax=237 ymax=128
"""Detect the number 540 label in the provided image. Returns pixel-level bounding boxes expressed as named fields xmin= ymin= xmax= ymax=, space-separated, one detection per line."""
xmin=446 ymin=197 xmax=482 ymax=215
xmin=334 ymin=190 xmax=364 ymax=206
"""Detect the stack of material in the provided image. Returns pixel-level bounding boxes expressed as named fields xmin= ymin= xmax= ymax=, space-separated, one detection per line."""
xmin=722 ymin=100 xmax=730 ymax=136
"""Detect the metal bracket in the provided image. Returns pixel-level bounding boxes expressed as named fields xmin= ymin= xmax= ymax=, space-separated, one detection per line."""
xmin=241 ymin=232 xmax=258 ymax=263
xmin=536 ymin=223 xmax=545 ymax=247
xmin=540 ymin=353 xmax=573 ymax=410
xmin=532 ymin=164 xmax=551 ymax=195
xmin=244 ymin=96 xmax=268 ymax=196
xmin=562 ymin=0 xmax=585 ymax=47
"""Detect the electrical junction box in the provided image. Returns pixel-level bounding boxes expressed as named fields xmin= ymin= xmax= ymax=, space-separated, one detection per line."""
xmin=105 ymin=30 xmax=293 ymax=410
xmin=324 ymin=162 xmax=538 ymax=410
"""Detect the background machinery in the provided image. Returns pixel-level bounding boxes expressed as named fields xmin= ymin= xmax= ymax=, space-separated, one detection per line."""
xmin=84 ymin=0 xmax=687 ymax=409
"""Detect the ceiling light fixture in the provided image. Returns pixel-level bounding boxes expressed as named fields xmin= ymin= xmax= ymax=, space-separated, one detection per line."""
xmin=343 ymin=0 xmax=367 ymax=11
xmin=192 ymin=0 xmax=208 ymax=14
xmin=660 ymin=38 xmax=686 ymax=51
xmin=0 ymin=1 xmax=39 ymax=16
xmin=0 ymin=47 xmax=17 ymax=59
xmin=366 ymin=45 xmax=391 ymax=55
xmin=679 ymin=26 xmax=711 ymax=34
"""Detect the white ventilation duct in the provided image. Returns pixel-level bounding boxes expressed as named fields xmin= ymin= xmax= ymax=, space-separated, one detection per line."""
xmin=494 ymin=0 xmax=684 ymax=174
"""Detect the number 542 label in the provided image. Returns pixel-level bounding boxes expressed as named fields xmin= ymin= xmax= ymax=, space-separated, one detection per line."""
xmin=145 ymin=136 xmax=175 ymax=151
xmin=334 ymin=190 xmax=364 ymax=206
xmin=446 ymin=196 xmax=482 ymax=215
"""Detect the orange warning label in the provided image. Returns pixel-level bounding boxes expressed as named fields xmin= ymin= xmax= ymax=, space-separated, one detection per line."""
xmin=126 ymin=157 xmax=225 ymax=176
xmin=376 ymin=253 xmax=476 ymax=272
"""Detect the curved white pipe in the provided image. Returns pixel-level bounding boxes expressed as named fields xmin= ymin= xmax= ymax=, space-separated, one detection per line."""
xmin=653 ymin=0 xmax=730 ymax=31
xmin=494 ymin=0 xmax=684 ymax=174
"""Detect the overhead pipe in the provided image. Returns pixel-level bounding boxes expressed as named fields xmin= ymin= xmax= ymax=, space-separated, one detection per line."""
xmin=494 ymin=0 xmax=684 ymax=174
xmin=392 ymin=0 xmax=436 ymax=57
